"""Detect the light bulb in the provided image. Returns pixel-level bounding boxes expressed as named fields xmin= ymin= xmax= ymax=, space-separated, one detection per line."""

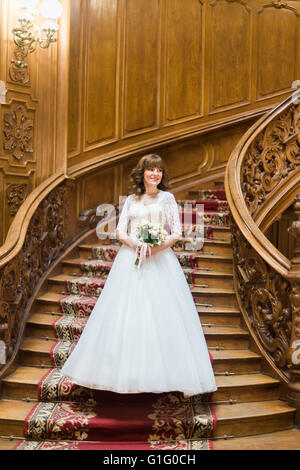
xmin=18 ymin=0 xmax=38 ymax=10
xmin=40 ymin=0 xmax=62 ymax=20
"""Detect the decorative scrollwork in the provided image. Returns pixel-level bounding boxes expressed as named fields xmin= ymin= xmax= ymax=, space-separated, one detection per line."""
xmin=3 ymin=105 xmax=33 ymax=161
xmin=0 ymin=183 xmax=67 ymax=369
xmin=231 ymin=216 xmax=292 ymax=375
xmin=6 ymin=184 xmax=28 ymax=216
xmin=9 ymin=46 xmax=30 ymax=84
xmin=242 ymin=104 xmax=300 ymax=215
xmin=0 ymin=180 xmax=101 ymax=374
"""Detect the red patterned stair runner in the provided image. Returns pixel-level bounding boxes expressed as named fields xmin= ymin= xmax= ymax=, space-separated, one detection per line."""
xmin=14 ymin=391 xmax=216 ymax=450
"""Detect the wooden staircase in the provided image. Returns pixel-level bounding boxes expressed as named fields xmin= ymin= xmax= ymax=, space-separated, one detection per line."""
xmin=0 ymin=188 xmax=298 ymax=450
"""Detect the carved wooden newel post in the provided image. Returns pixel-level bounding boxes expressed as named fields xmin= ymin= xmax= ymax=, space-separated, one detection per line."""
xmin=287 ymin=193 xmax=300 ymax=423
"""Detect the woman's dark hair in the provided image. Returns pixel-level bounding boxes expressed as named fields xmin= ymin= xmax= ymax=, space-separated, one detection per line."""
xmin=129 ymin=154 xmax=170 ymax=196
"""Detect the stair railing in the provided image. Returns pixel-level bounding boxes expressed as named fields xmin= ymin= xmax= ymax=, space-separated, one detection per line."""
xmin=225 ymin=88 xmax=300 ymax=416
xmin=0 ymin=175 xmax=103 ymax=380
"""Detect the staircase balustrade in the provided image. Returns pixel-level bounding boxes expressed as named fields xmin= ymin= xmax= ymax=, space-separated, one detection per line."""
xmin=225 ymin=88 xmax=300 ymax=417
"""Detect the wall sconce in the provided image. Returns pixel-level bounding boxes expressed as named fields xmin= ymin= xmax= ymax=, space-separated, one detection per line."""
xmin=11 ymin=0 xmax=62 ymax=73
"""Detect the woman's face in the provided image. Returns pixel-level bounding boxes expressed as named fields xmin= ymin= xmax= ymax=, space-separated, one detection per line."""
xmin=143 ymin=166 xmax=163 ymax=188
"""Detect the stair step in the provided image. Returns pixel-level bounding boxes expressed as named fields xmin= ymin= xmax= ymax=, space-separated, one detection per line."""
xmin=47 ymin=270 xmax=234 ymax=293
xmin=0 ymin=399 xmax=295 ymax=440
xmin=0 ymin=400 xmax=34 ymax=437
xmin=191 ymin=286 xmax=238 ymax=308
xmin=203 ymin=326 xmax=249 ymax=349
xmin=61 ymin=258 xmax=112 ymax=275
xmin=0 ymin=439 xmax=17 ymax=450
xmin=19 ymin=338 xmax=56 ymax=367
xmin=183 ymin=268 xmax=233 ymax=289
xmin=214 ymin=374 xmax=280 ymax=402
xmin=213 ymin=428 xmax=300 ymax=450
xmin=182 ymin=224 xmax=231 ymax=241
xmin=26 ymin=312 xmax=240 ymax=338
xmin=197 ymin=306 xmax=240 ymax=327
xmin=27 ymin=304 xmax=241 ymax=338
xmin=19 ymin=337 xmax=259 ymax=373
xmin=61 ymin=254 xmax=233 ymax=276
xmin=175 ymin=252 xmax=233 ymax=273
xmin=210 ymin=349 xmax=262 ymax=374
xmin=213 ymin=400 xmax=295 ymax=438
xmin=2 ymin=366 xmax=279 ymax=403
xmin=20 ymin=325 xmax=249 ymax=365
xmin=79 ymin=239 xmax=233 ymax=257
xmin=188 ymin=189 xmax=227 ymax=201
xmin=34 ymin=292 xmax=66 ymax=313
xmin=34 ymin=292 xmax=241 ymax=323
xmin=26 ymin=313 xmax=62 ymax=338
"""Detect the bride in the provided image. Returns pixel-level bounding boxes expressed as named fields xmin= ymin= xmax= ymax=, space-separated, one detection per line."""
xmin=61 ymin=154 xmax=217 ymax=397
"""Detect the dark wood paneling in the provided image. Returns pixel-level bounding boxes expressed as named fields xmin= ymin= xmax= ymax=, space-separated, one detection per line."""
xmin=68 ymin=0 xmax=82 ymax=155
xmin=85 ymin=0 xmax=119 ymax=147
xmin=123 ymin=0 xmax=160 ymax=135
xmin=67 ymin=0 xmax=300 ymax=171
xmin=209 ymin=0 xmax=251 ymax=112
xmin=257 ymin=4 xmax=299 ymax=99
xmin=164 ymin=0 xmax=203 ymax=123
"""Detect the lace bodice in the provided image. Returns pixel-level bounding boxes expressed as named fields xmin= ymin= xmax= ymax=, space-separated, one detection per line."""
xmin=115 ymin=190 xmax=182 ymax=242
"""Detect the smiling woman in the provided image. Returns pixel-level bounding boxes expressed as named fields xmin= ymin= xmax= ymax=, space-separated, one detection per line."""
xmin=60 ymin=153 xmax=217 ymax=397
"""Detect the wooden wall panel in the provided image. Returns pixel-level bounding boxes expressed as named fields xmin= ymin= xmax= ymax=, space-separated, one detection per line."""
xmin=209 ymin=0 xmax=251 ymax=112
xmin=164 ymin=0 xmax=203 ymax=123
xmin=77 ymin=166 xmax=116 ymax=214
xmin=123 ymin=0 xmax=160 ymax=135
xmin=68 ymin=0 xmax=82 ymax=156
xmin=85 ymin=0 xmax=119 ymax=148
xmin=68 ymin=0 xmax=300 ymax=172
xmin=257 ymin=4 xmax=299 ymax=100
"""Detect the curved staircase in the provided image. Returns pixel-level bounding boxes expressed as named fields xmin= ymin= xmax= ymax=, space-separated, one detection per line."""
xmin=0 ymin=188 xmax=298 ymax=450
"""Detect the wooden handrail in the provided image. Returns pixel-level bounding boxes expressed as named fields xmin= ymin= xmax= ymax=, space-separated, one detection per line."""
xmin=225 ymin=88 xmax=300 ymax=413
xmin=0 ymin=173 xmax=67 ymax=263
xmin=225 ymin=89 xmax=300 ymax=276
xmin=0 ymin=173 xmax=103 ymax=379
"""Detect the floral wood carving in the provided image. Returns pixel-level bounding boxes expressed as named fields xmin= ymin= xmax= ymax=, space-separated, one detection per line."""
xmin=0 ymin=180 xmax=102 ymax=374
xmin=9 ymin=47 xmax=30 ymax=85
xmin=3 ymin=105 xmax=33 ymax=160
xmin=6 ymin=184 xmax=28 ymax=216
xmin=231 ymin=215 xmax=292 ymax=376
xmin=0 ymin=183 xmax=66 ymax=369
xmin=242 ymin=103 xmax=300 ymax=216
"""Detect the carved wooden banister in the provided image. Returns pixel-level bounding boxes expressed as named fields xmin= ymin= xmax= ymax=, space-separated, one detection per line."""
xmin=286 ymin=194 xmax=300 ymax=415
xmin=0 ymin=174 xmax=102 ymax=380
xmin=225 ymin=88 xmax=300 ymax=414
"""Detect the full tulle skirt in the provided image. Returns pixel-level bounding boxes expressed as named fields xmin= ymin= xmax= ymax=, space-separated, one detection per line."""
xmin=61 ymin=244 xmax=218 ymax=396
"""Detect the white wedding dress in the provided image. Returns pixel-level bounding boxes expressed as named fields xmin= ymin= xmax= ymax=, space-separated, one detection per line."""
xmin=61 ymin=190 xmax=217 ymax=396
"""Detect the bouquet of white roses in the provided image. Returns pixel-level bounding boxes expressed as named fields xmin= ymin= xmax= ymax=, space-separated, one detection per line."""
xmin=134 ymin=220 xmax=168 ymax=269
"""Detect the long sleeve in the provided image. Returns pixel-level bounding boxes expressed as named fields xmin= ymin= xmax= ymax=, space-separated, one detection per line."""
xmin=116 ymin=195 xmax=131 ymax=236
xmin=164 ymin=192 xmax=182 ymax=238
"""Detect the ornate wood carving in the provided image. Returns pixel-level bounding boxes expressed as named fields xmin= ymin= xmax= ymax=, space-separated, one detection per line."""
xmin=286 ymin=194 xmax=300 ymax=408
xmin=3 ymin=105 xmax=34 ymax=161
xmin=0 ymin=179 xmax=102 ymax=376
xmin=242 ymin=103 xmax=300 ymax=216
xmin=0 ymin=183 xmax=66 ymax=370
xmin=231 ymin=215 xmax=292 ymax=376
xmin=6 ymin=184 xmax=28 ymax=216
xmin=9 ymin=47 xmax=30 ymax=85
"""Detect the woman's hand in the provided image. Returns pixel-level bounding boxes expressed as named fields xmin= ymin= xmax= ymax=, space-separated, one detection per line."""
xmin=148 ymin=244 xmax=163 ymax=257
